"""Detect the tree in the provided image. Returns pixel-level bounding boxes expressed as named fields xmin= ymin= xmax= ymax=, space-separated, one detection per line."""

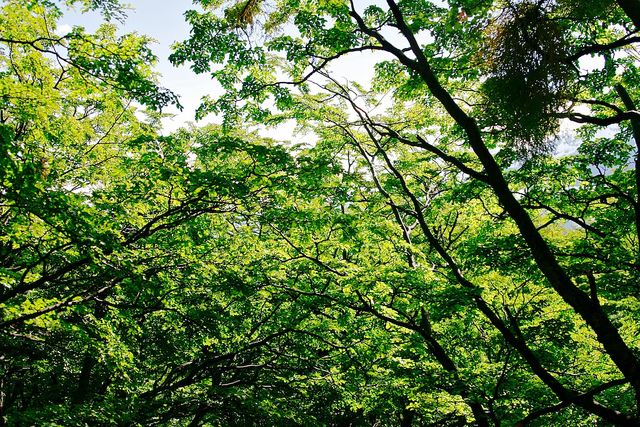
xmin=4 ymin=0 xmax=640 ymax=425
xmin=0 ymin=4 xmax=362 ymax=424
xmin=170 ymin=0 xmax=640 ymax=425
xmin=0 ymin=1 xmax=257 ymax=424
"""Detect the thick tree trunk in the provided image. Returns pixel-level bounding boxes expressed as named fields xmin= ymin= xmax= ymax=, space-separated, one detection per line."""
xmin=72 ymin=353 xmax=96 ymax=405
xmin=616 ymin=0 xmax=640 ymax=29
xmin=363 ymin=0 xmax=640 ymax=417
xmin=615 ymin=84 xmax=640 ymax=262
xmin=401 ymin=407 xmax=415 ymax=427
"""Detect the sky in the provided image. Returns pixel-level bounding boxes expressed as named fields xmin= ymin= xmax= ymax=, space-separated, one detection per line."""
xmin=59 ymin=1 xmax=393 ymax=137
xmin=60 ymin=1 xmax=220 ymax=134
xmin=56 ymin=0 xmax=591 ymax=155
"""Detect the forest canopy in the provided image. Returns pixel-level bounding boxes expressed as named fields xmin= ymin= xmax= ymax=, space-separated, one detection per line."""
xmin=2 ymin=0 xmax=640 ymax=425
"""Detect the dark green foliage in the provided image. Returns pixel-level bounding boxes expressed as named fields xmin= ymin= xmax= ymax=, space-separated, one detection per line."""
xmin=479 ymin=1 xmax=575 ymax=155
xmin=3 ymin=0 xmax=640 ymax=425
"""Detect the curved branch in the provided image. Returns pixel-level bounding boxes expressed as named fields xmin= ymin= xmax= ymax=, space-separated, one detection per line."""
xmin=567 ymin=110 xmax=640 ymax=126
xmin=374 ymin=0 xmax=640 ymax=404
xmin=567 ymin=35 xmax=640 ymax=62
xmin=516 ymin=379 xmax=631 ymax=426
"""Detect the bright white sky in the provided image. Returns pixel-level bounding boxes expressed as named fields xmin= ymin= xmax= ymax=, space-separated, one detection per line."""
xmin=57 ymin=0 xmax=589 ymax=153
xmin=59 ymin=1 xmax=392 ymax=136
xmin=61 ymin=1 xmax=220 ymax=134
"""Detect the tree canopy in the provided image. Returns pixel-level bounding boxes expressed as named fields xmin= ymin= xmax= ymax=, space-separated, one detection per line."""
xmin=2 ymin=0 xmax=640 ymax=425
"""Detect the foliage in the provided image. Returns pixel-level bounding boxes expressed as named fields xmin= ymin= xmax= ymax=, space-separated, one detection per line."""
xmin=478 ymin=1 xmax=575 ymax=154
xmin=168 ymin=0 xmax=640 ymax=425
xmin=3 ymin=0 xmax=640 ymax=426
